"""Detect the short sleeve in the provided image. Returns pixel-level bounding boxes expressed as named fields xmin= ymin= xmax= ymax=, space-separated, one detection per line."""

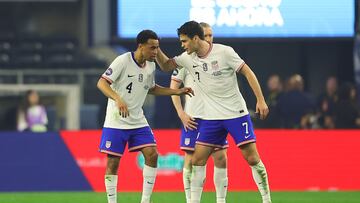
xmin=226 ymin=47 xmax=245 ymax=73
xmin=171 ymin=68 xmax=186 ymax=83
xmin=101 ymin=55 xmax=125 ymax=84
xmin=172 ymin=52 xmax=189 ymax=70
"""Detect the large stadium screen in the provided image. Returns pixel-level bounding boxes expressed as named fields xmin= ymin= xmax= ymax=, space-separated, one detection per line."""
xmin=116 ymin=0 xmax=354 ymax=38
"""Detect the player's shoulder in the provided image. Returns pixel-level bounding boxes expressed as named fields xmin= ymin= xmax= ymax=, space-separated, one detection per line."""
xmin=111 ymin=52 xmax=132 ymax=65
xmin=213 ymin=43 xmax=233 ymax=51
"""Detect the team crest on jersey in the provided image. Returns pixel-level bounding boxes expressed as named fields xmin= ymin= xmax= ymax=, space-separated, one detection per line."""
xmin=138 ymin=74 xmax=143 ymax=82
xmin=211 ymin=61 xmax=219 ymax=71
xmin=105 ymin=141 xmax=111 ymax=148
xmin=185 ymin=138 xmax=190 ymax=145
xmin=211 ymin=60 xmax=222 ymax=76
xmin=105 ymin=68 xmax=113 ymax=76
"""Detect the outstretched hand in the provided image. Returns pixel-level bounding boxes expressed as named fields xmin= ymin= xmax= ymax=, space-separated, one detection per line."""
xmin=178 ymin=87 xmax=194 ymax=97
xmin=255 ymin=100 xmax=269 ymax=120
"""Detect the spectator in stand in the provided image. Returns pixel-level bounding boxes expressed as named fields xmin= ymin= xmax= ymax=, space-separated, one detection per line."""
xmin=333 ymin=83 xmax=360 ymax=128
xmin=277 ymin=74 xmax=315 ymax=128
xmin=316 ymin=76 xmax=338 ymax=129
xmin=257 ymin=74 xmax=283 ymax=128
xmin=17 ymin=90 xmax=48 ymax=132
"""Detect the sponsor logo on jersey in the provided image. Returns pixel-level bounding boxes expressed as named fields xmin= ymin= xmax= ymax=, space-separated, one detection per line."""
xmin=105 ymin=68 xmax=113 ymax=76
xmin=202 ymin=63 xmax=208 ymax=71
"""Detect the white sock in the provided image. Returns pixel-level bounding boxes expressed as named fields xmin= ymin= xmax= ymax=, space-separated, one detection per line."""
xmin=141 ymin=165 xmax=157 ymax=203
xmin=105 ymin=175 xmax=118 ymax=203
xmin=251 ymin=160 xmax=271 ymax=203
xmin=190 ymin=165 xmax=206 ymax=203
xmin=183 ymin=168 xmax=192 ymax=203
xmin=214 ymin=167 xmax=228 ymax=203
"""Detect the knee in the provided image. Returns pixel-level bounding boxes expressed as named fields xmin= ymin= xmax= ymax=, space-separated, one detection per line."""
xmin=191 ymin=154 xmax=207 ymax=166
xmin=144 ymin=149 xmax=158 ymax=165
xmin=213 ymin=154 xmax=227 ymax=168
xmin=245 ymin=154 xmax=260 ymax=166
xmin=106 ymin=155 xmax=120 ymax=175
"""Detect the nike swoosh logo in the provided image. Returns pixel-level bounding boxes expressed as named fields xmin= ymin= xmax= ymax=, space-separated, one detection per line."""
xmin=108 ymin=194 xmax=115 ymax=197
xmin=128 ymin=75 xmax=135 ymax=77
xmin=192 ymin=65 xmax=199 ymax=68
xmin=245 ymin=134 xmax=251 ymax=139
xmin=147 ymin=181 xmax=154 ymax=184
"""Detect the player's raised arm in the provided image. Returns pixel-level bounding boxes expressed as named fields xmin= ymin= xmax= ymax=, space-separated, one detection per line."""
xmin=156 ymin=48 xmax=177 ymax=72
xmin=97 ymin=77 xmax=129 ymax=118
xmin=148 ymin=84 xmax=194 ymax=97
xmin=239 ymin=63 xmax=269 ymax=120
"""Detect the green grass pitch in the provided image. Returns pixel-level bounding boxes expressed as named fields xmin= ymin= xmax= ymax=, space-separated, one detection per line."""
xmin=0 ymin=191 xmax=359 ymax=203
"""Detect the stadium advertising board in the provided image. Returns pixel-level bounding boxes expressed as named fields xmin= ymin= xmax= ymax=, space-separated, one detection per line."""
xmin=117 ymin=0 xmax=354 ymax=38
xmin=60 ymin=130 xmax=360 ymax=192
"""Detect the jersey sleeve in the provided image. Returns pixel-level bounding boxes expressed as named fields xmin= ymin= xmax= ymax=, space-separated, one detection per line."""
xmin=172 ymin=52 xmax=189 ymax=70
xmin=225 ymin=46 xmax=245 ymax=73
xmin=171 ymin=68 xmax=185 ymax=83
xmin=101 ymin=55 xmax=125 ymax=84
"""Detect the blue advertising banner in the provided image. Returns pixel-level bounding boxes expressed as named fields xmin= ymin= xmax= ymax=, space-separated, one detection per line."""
xmin=117 ymin=0 xmax=354 ymax=38
xmin=0 ymin=132 xmax=92 ymax=191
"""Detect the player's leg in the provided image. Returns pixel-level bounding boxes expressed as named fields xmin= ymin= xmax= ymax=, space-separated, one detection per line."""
xmin=191 ymin=119 xmax=228 ymax=203
xmin=191 ymin=144 xmax=213 ymax=203
xmin=240 ymin=143 xmax=271 ymax=203
xmin=140 ymin=146 xmax=158 ymax=203
xmin=225 ymin=115 xmax=271 ymax=203
xmin=180 ymin=125 xmax=198 ymax=203
xmin=128 ymin=126 xmax=158 ymax=203
xmin=212 ymin=148 xmax=228 ymax=203
xmin=99 ymin=128 xmax=127 ymax=203
xmin=183 ymin=151 xmax=193 ymax=203
xmin=105 ymin=155 xmax=120 ymax=203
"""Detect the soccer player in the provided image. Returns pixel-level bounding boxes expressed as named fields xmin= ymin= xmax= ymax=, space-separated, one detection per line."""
xmin=97 ymin=29 xmax=194 ymax=203
xmin=156 ymin=21 xmax=271 ymax=203
xmin=170 ymin=22 xmax=228 ymax=203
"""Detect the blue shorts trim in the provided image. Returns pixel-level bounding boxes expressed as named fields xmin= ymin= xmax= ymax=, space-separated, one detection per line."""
xmin=99 ymin=126 xmax=156 ymax=156
xmin=197 ymin=114 xmax=256 ymax=147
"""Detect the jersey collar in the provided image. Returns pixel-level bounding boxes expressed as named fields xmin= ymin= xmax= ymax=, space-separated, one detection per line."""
xmin=131 ymin=52 xmax=146 ymax=68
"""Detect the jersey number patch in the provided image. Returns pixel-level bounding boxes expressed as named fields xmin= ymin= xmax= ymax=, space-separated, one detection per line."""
xmin=126 ymin=82 xmax=133 ymax=93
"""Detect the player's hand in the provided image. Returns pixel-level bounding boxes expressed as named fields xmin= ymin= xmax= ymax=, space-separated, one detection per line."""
xmin=177 ymin=87 xmax=194 ymax=97
xmin=256 ymin=100 xmax=269 ymax=120
xmin=179 ymin=111 xmax=198 ymax=132
xmin=115 ymin=97 xmax=129 ymax=118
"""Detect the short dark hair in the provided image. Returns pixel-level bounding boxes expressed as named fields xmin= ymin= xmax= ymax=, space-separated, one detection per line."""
xmin=136 ymin=30 xmax=159 ymax=44
xmin=177 ymin=21 xmax=204 ymax=40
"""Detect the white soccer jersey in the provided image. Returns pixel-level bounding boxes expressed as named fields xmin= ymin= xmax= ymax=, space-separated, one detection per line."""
xmin=101 ymin=52 xmax=155 ymax=129
xmin=171 ymin=68 xmax=202 ymax=118
xmin=173 ymin=43 xmax=249 ymax=120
